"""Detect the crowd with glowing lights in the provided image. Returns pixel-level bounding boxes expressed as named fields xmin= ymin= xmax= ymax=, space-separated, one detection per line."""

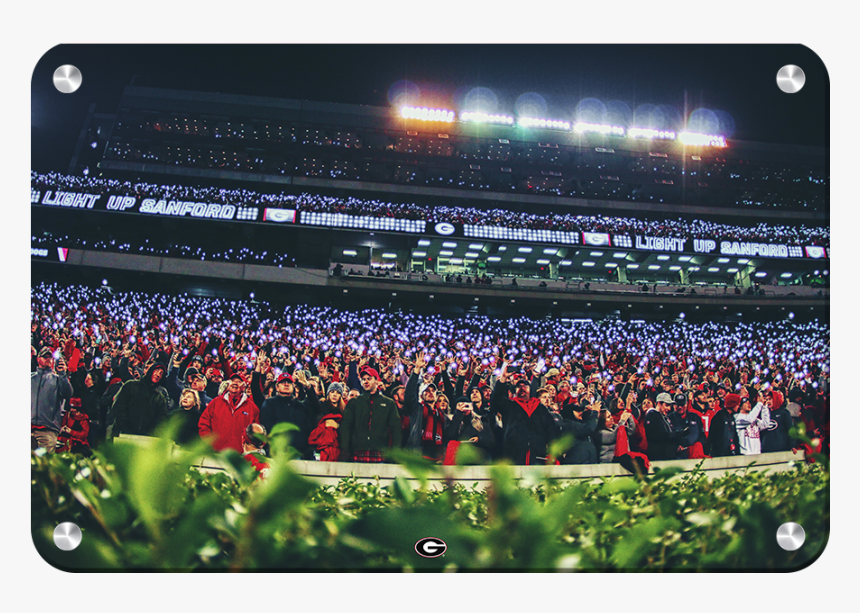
xmin=31 ymin=281 xmax=829 ymax=467
xmin=31 ymin=172 xmax=829 ymax=248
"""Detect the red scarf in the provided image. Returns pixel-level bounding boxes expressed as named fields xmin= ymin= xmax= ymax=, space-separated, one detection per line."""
xmin=513 ymin=396 xmax=541 ymax=417
xmin=421 ymin=403 xmax=444 ymax=445
xmin=615 ymin=418 xmax=651 ymax=472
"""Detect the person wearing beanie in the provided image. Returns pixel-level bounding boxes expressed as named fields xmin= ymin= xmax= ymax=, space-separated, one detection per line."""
xmin=259 ymin=372 xmax=320 ymax=459
xmin=106 ymin=362 xmax=169 ymax=439
xmin=307 ymin=381 xmax=348 ymax=461
xmin=705 ymin=392 xmax=741 ymax=457
xmin=761 ymin=390 xmax=794 ymax=452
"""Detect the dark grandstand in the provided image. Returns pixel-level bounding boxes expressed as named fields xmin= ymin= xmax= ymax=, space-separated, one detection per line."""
xmin=32 ymin=85 xmax=828 ymax=322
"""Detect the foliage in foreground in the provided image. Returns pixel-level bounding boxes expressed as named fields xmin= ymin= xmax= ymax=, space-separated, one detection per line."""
xmin=31 ymin=421 xmax=829 ymax=571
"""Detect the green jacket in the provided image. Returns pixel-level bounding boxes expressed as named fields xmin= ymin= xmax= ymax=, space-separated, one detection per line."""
xmin=340 ymin=391 xmax=401 ymax=460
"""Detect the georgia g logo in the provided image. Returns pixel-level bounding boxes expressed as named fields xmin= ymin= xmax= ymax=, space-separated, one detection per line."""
xmin=415 ymin=537 xmax=447 ymax=558
xmin=434 ymin=222 xmax=456 ymax=236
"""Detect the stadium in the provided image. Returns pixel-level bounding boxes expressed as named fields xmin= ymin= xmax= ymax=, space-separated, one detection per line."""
xmin=30 ymin=44 xmax=829 ymax=571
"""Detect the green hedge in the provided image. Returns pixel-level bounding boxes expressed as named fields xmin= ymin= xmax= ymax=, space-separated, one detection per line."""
xmin=31 ymin=421 xmax=828 ymax=571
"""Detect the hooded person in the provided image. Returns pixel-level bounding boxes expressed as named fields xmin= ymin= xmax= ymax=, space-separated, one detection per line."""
xmin=705 ymin=392 xmax=741 ymax=457
xmin=491 ymin=364 xmax=560 ymax=466
xmin=198 ymin=373 xmax=260 ymax=453
xmin=106 ymin=361 xmax=169 ymax=439
xmin=760 ymin=390 xmax=794 ymax=452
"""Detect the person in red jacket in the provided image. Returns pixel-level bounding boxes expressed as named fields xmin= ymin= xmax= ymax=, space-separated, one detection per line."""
xmin=309 ymin=413 xmax=343 ymax=461
xmin=56 ymin=398 xmax=90 ymax=455
xmin=198 ymin=373 xmax=260 ymax=453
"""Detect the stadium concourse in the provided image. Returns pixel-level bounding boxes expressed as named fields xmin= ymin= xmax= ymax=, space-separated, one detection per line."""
xmin=30 ymin=280 xmax=829 ymax=469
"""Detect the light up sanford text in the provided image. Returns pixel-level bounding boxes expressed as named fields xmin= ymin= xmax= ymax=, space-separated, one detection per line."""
xmin=41 ymin=191 xmax=102 ymax=209
xmin=139 ymin=198 xmax=236 ymax=220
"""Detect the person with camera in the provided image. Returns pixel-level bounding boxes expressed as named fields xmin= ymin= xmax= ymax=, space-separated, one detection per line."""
xmin=442 ymin=396 xmax=496 ymax=464
xmin=31 ymin=347 xmax=73 ymax=453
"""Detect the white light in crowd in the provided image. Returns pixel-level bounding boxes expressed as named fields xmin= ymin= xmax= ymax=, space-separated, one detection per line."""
xmin=613 ymin=252 xmax=628 ymax=258
xmin=469 ymin=244 xmax=484 ymax=249
xmin=717 ymin=258 xmax=730 ymax=263
xmin=678 ymin=132 xmax=727 ymax=148
xmin=102 ymin=279 xmax=108 ymax=285
xmin=648 ymin=265 xmax=661 ymax=270
xmin=343 ymin=250 xmax=357 ymax=256
xmin=439 ymin=250 xmax=454 ymax=257
xmin=813 ymin=269 xmax=820 ymax=275
xmin=657 ymin=255 xmax=670 ymax=261
xmin=583 ymin=261 xmax=595 ymax=267
xmin=781 ymin=272 xmax=793 ymax=278
xmin=465 ymin=252 xmax=480 ymax=258
xmin=708 ymin=267 xmax=720 ymax=272
xmin=823 ymin=270 xmax=829 ymax=275
xmin=250 ymin=293 xmax=255 ymax=299
xmin=788 ymin=312 xmax=795 ymax=319
xmin=512 ymin=257 xmax=526 ymax=263
xmin=590 ymin=252 xmax=603 ymax=257
xmin=413 ymin=251 xmax=427 ymax=257
xmin=627 ymin=263 xmax=639 ymax=269
xmin=679 ymin=312 xmax=686 ymax=319
xmin=560 ymin=260 xmax=572 ymax=265
xmin=488 ymin=256 xmax=502 ymax=262
xmin=518 ymin=247 xmax=533 ymax=253
xmin=443 ymin=242 xmax=457 ymax=248
xmin=418 ymin=240 xmax=431 ymax=246
xmin=381 ymin=253 xmax=397 ymax=259
xmin=537 ymin=259 xmax=551 ymax=265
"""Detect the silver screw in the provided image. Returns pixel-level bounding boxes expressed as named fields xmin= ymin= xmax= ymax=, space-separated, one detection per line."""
xmin=53 ymin=65 xmax=82 ymax=94
xmin=776 ymin=522 xmax=805 ymax=551
xmin=776 ymin=65 xmax=805 ymax=94
xmin=53 ymin=522 xmax=82 ymax=551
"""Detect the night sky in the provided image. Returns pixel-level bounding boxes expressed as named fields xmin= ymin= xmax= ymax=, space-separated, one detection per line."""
xmin=31 ymin=44 xmax=829 ymax=173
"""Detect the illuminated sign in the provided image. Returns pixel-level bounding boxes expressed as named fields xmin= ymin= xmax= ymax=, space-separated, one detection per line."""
xmin=300 ymin=211 xmax=425 ymax=233
xmin=693 ymin=239 xmax=717 ymax=253
xmin=805 ymin=246 xmax=827 ymax=259
xmin=635 ymin=235 xmax=686 ymax=252
xmin=719 ymin=241 xmax=790 ymax=258
xmin=582 ymin=232 xmax=611 ymax=247
xmin=465 ymin=225 xmax=581 ymax=245
xmin=106 ymin=195 xmax=137 ymax=211
xmin=264 ymin=208 xmax=296 ymax=223
xmin=139 ymin=199 xmax=237 ymax=220
xmin=434 ymin=222 xmax=456 ymax=236
xmin=30 ymin=247 xmax=49 ymax=257
xmin=40 ymin=191 xmax=102 ymax=209
xmin=58 ymin=247 xmax=68 ymax=262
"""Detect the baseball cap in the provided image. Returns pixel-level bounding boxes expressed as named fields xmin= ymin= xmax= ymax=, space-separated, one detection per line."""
xmin=276 ymin=373 xmax=294 ymax=384
xmin=38 ymin=346 xmax=54 ymax=358
xmin=656 ymin=392 xmax=675 ymax=404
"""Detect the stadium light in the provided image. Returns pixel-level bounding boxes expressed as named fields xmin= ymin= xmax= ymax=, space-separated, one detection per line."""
xmin=627 ymin=127 xmax=676 ymax=140
xmin=537 ymin=259 xmax=551 ymax=265
xmin=518 ymin=116 xmax=571 ymax=130
xmin=583 ymin=261 xmax=596 ymax=267
xmin=512 ymin=257 xmax=526 ymax=263
xmin=343 ymin=249 xmax=357 ymax=256
xmin=678 ymin=132 xmax=727 ymax=147
xmin=461 ymin=111 xmax=514 ymax=125
xmin=401 ymin=106 xmax=455 ymax=122
xmin=627 ymin=264 xmax=639 ymax=269
xmin=413 ymin=251 xmax=427 ymax=257
xmin=381 ymin=253 xmax=397 ymax=259
xmin=574 ymin=122 xmax=625 ymax=136
xmin=465 ymin=252 xmax=480 ymax=258
xmin=488 ymin=256 xmax=502 ymax=262
xmin=648 ymin=265 xmax=661 ymax=270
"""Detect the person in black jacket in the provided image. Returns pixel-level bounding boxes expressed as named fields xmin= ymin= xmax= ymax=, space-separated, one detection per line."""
xmin=705 ymin=393 xmax=741 ymax=457
xmin=492 ymin=363 xmax=560 ymax=465
xmin=106 ymin=362 xmax=169 ymax=439
xmin=404 ymin=352 xmax=447 ymax=461
xmin=443 ymin=396 xmax=496 ymax=463
xmin=669 ymin=393 xmax=706 ymax=458
xmin=643 ymin=393 xmax=689 ymax=461
xmin=559 ymin=397 xmax=599 ymax=464
xmin=259 ymin=373 xmax=319 ymax=459
xmin=760 ymin=390 xmax=794 ymax=452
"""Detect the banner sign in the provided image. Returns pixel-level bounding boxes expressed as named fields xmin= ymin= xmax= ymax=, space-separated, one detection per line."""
xmin=32 ymin=188 xmax=826 ymax=260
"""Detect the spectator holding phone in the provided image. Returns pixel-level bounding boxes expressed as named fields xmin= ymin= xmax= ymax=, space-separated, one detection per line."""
xmin=32 ymin=346 xmax=72 ymax=453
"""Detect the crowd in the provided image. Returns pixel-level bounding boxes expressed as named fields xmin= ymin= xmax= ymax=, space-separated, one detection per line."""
xmin=31 ymin=172 xmax=830 ymax=249
xmin=31 ymin=234 xmax=296 ymax=267
xmin=31 ymin=281 xmax=829 ymax=472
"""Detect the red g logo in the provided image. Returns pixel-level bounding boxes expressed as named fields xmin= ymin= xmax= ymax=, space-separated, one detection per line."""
xmin=415 ymin=537 xmax=447 ymax=558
